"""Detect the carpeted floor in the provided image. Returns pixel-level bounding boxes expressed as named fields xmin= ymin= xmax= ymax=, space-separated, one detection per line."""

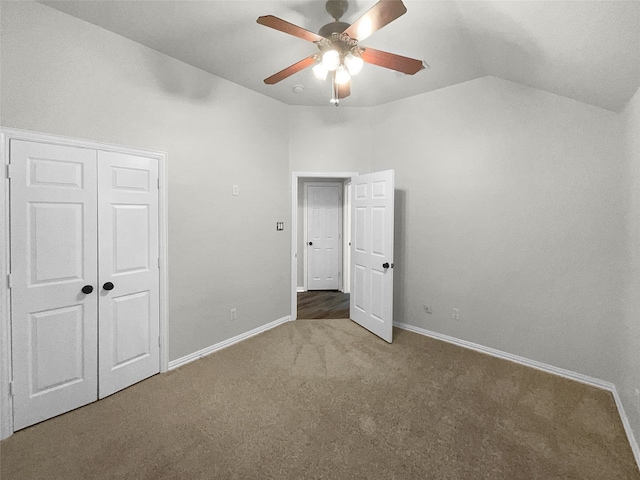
xmin=1 ymin=319 xmax=638 ymax=479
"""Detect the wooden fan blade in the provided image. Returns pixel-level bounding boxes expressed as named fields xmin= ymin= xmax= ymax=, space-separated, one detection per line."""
xmin=361 ymin=47 xmax=424 ymax=75
xmin=257 ymin=15 xmax=325 ymax=43
xmin=264 ymin=55 xmax=317 ymax=85
xmin=337 ymin=82 xmax=351 ymax=99
xmin=343 ymin=0 xmax=407 ymax=42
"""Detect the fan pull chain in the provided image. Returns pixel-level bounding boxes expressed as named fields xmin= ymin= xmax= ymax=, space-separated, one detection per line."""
xmin=330 ymin=71 xmax=339 ymax=106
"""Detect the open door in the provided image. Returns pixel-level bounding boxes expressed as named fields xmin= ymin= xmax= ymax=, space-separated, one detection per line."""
xmin=349 ymin=170 xmax=395 ymax=343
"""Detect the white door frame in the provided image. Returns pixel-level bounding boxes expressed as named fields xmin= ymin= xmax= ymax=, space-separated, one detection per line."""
xmin=291 ymin=171 xmax=358 ymax=320
xmin=0 ymin=128 xmax=169 ymax=440
xmin=342 ymin=181 xmax=352 ymax=295
xmin=303 ymin=181 xmax=343 ymax=292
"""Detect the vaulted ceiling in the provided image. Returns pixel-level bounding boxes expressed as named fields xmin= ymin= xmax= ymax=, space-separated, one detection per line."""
xmin=41 ymin=0 xmax=640 ymax=111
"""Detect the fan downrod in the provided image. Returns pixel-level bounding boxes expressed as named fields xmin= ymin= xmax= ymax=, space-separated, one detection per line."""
xmin=319 ymin=1 xmax=351 ymax=38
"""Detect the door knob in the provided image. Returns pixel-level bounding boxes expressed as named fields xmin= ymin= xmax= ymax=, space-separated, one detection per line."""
xmin=308 ymin=242 xmax=313 ymax=246
xmin=81 ymin=285 xmax=94 ymax=294
xmin=382 ymin=262 xmax=390 ymax=269
xmin=103 ymin=282 xmax=114 ymax=291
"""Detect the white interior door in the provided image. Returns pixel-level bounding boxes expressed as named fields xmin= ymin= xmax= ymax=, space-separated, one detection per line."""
xmin=97 ymin=151 xmax=160 ymax=399
xmin=10 ymin=141 xmax=99 ymax=430
xmin=350 ymin=170 xmax=395 ymax=343
xmin=306 ymin=183 xmax=342 ymax=290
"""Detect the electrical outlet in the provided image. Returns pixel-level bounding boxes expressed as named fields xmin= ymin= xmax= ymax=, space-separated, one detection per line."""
xmin=452 ymin=308 xmax=460 ymax=320
xmin=230 ymin=308 xmax=237 ymax=321
xmin=423 ymin=304 xmax=433 ymax=314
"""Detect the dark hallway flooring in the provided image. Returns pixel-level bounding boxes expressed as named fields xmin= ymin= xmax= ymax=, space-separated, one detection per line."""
xmin=297 ymin=290 xmax=350 ymax=319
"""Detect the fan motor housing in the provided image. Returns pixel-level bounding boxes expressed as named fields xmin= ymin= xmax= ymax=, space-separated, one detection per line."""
xmin=318 ymin=21 xmax=351 ymax=38
xmin=325 ymin=0 xmax=349 ymax=20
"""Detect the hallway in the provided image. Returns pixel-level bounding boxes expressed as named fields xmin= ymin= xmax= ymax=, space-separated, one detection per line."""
xmin=297 ymin=290 xmax=349 ymax=319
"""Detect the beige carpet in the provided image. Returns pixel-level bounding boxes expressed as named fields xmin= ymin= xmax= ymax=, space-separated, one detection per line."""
xmin=1 ymin=319 xmax=638 ymax=479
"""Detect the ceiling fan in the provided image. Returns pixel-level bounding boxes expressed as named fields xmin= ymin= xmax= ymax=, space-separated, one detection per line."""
xmin=257 ymin=0 xmax=426 ymax=105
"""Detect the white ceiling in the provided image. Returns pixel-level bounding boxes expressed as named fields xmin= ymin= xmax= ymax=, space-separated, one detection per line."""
xmin=41 ymin=0 xmax=640 ymax=111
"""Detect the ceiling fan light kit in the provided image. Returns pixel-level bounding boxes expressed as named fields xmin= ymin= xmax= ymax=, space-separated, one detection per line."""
xmin=257 ymin=0 xmax=426 ymax=106
xmin=321 ymin=48 xmax=340 ymax=71
xmin=312 ymin=63 xmax=329 ymax=81
xmin=344 ymin=53 xmax=364 ymax=75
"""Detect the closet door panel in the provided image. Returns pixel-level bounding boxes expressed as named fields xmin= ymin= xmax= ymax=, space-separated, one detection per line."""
xmin=10 ymin=140 xmax=98 ymax=430
xmin=97 ymin=151 xmax=160 ymax=399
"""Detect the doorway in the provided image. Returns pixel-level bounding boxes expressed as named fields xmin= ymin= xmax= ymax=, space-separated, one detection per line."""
xmin=291 ymin=172 xmax=358 ymax=320
xmin=304 ymin=181 xmax=343 ymax=291
xmin=291 ymin=169 xmax=396 ymax=342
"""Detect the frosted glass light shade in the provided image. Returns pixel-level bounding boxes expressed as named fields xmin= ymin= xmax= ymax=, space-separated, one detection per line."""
xmin=322 ymin=50 xmax=340 ymax=71
xmin=344 ymin=53 xmax=363 ymax=75
xmin=313 ymin=63 xmax=328 ymax=80
xmin=335 ymin=65 xmax=351 ymax=85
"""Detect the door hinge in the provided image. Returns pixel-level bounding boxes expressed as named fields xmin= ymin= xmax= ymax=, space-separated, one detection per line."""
xmin=157 ymin=257 xmax=160 ymax=269
xmin=157 ymin=178 xmax=160 ymax=189
xmin=6 ymin=164 xmax=11 ymax=179
xmin=9 ymin=381 xmax=14 ymax=396
xmin=7 ymin=274 xmax=12 ymax=289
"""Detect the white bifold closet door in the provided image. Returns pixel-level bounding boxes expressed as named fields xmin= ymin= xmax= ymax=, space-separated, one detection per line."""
xmin=97 ymin=151 xmax=159 ymax=399
xmin=10 ymin=140 xmax=159 ymax=431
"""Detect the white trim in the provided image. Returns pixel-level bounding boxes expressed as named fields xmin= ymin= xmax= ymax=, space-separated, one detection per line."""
xmin=291 ymin=172 xmax=358 ymax=321
xmin=612 ymin=386 xmax=640 ymax=469
xmin=296 ymin=287 xmax=306 ymax=293
xmin=168 ymin=315 xmax=292 ymax=370
xmin=393 ymin=322 xmax=611 ymax=387
xmin=158 ymin=151 xmax=169 ymax=373
xmin=393 ymin=322 xmax=640 ymax=470
xmin=0 ymin=128 xmax=165 ymax=158
xmin=342 ymin=180 xmax=352 ymax=295
xmin=0 ymin=127 xmax=169 ymax=439
xmin=303 ymin=183 xmax=308 ymax=292
xmin=0 ymin=131 xmax=12 ymax=440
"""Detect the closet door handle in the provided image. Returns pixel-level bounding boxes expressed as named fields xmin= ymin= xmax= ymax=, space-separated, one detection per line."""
xmin=103 ymin=282 xmax=114 ymax=291
xmin=81 ymin=285 xmax=94 ymax=294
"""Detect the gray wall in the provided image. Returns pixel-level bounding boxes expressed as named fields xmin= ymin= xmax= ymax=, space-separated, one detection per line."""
xmin=288 ymin=106 xmax=371 ymax=173
xmin=0 ymin=2 xmax=291 ymax=361
xmin=620 ymin=86 xmax=640 ymax=448
xmin=370 ymin=77 xmax=625 ymax=382
xmin=289 ymin=106 xmax=370 ymax=292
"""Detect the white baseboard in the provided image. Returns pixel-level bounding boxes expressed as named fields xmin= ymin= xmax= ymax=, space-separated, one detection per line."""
xmin=612 ymin=385 xmax=640 ymax=469
xmin=296 ymin=287 xmax=305 ymax=293
xmin=393 ymin=322 xmax=610 ymax=388
xmin=393 ymin=321 xmax=640 ymax=470
xmin=168 ymin=315 xmax=291 ymax=370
